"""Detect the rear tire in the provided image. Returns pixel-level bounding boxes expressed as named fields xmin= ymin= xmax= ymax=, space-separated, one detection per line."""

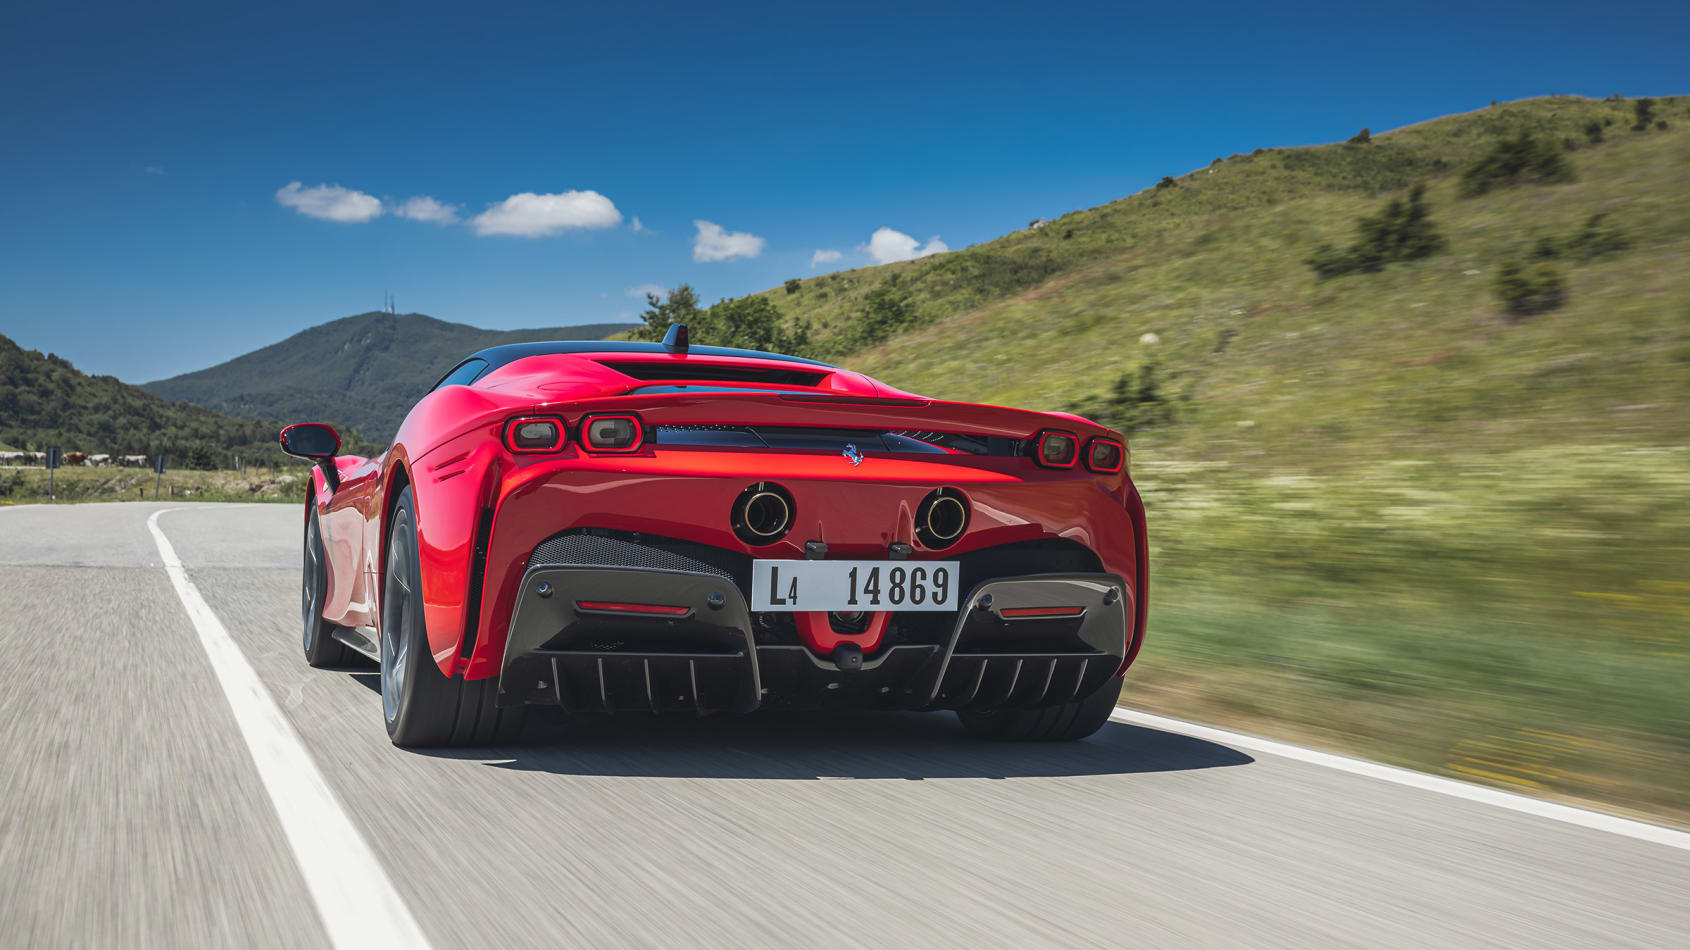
xmin=956 ymin=674 xmax=1124 ymax=742
xmin=380 ymin=487 xmax=525 ymax=747
xmin=302 ymin=506 xmax=350 ymax=668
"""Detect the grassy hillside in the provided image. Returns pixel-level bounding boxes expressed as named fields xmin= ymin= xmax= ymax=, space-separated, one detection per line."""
xmin=767 ymin=95 xmax=1690 ymax=821
xmin=144 ymin=312 xmax=630 ymax=441
xmin=0 ymin=332 xmax=329 ymax=465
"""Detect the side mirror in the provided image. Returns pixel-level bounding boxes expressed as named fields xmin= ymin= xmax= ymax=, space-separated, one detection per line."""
xmin=279 ymin=423 xmax=342 ymax=490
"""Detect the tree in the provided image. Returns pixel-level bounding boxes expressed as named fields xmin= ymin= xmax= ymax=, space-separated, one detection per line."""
xmin=1347 ymin=127 xmax=1372 ymax=144
xmin=631 ymin=285 xmax=703 ymax=341
xmin=1584 ymin=120 xmax=1604 ymax=144
xmin=1631 ymin=98 xmax=1656 ymax=131
xmin=784 ymin=279 xmax=801 ymax=295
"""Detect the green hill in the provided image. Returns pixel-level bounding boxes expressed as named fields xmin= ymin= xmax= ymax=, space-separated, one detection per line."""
xmin=717 ymin=95 xmax=1689 ymax=821
xmin=144 ymin=312 xmax=630 ymax=441
xmin=0 ymin=332 xmax=316 ymax=464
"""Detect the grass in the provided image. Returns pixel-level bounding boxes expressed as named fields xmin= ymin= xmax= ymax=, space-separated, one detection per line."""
xmin=766 ymin=95 xmax=1690 ymax=822
xmin=0 ymin=465 xmax=307 ymax=505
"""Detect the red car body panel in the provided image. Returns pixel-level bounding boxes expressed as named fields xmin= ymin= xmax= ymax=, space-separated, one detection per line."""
xmin=304 ymin=345 xmax=1146 ymax=685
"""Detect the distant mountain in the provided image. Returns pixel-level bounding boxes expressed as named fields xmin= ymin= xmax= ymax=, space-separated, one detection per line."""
xmin=0 ymin=332 xmax=316 ymax=462
xmin=143 ymin=312 xmax=631 ymax=442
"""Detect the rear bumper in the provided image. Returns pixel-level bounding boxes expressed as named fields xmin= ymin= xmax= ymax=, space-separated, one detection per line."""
xmin=495 ymin=564 xmax=1131 ymax=714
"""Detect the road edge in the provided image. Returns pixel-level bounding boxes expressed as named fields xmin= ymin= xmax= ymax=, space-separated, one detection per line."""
xmin=1110 ymin=706 xmax=1690 ymax=852
xmin=147 ymin=508 xmax=433 ymax=950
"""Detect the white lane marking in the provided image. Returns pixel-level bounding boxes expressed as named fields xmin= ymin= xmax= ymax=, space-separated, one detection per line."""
xmin=1110 ymin=706 xmax=1690 ymax=852
xmin=147 ymin=509 xmax=433 ymax=949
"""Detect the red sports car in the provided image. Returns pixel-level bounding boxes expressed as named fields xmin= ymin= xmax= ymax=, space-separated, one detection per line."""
xmin=281 ymin=325 xmax=1147 ymax=747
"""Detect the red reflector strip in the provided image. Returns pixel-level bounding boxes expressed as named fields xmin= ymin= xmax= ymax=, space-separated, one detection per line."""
xmin=576 ymin=601 xmax=690 ymax=616
xmin=999 ymin=606 xmax=1085 ymax=619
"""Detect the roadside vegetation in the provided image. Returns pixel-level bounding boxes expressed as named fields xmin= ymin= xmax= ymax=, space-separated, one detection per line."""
xmin=730 ymin=94 xmax=1690 ymax=822
xmin=0 ymin=464 xmax=308 ymax=505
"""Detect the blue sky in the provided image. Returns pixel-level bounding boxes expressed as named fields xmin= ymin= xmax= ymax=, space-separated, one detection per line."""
xmin=1 ymin=0 xmax=1685 ymax=382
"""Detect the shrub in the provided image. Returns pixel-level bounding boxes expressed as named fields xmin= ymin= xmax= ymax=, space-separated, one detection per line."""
xmin=1347 ymin=127 xmax=1372 ymax=144
xmin=1657 ymin=120 xmax=1669 ymax=131
xmin=1305 ymin=243 xmax=1353 ymax=280
xmin=1562 ymin=213 xmax=1631 ymax=260
xmin=1632 ymin=98 xmax=1656 ymax=131
xmin=1156 ymin=176 xmax=1177 ymax=190
xmin=187 ymin=444 xmax=220 ymax=470
xmin=1562 ymin=138 xmax=1578 ymax=152
xmin=1068 ymin=361 xmax=1175 ymax=434
xmin=1530 ymin=236 xmax=1561 ymax=260
xmin=784 ymin=278 xmax=801 ymax=295
xmin=1493 ymin=259 xmax=1567 ymax=318
xmin=1584 ymin=120 xmax=1604 ymax=144
xmin=850 ymin=284 xmax=918 ymax=348
xmin=1304 ymin=184 xmax=1446 ymax=279
xmin=1458 ymin=132 xmax=1574 ymax=197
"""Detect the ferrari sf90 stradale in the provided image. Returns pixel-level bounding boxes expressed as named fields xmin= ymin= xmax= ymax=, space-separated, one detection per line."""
xmin=283 ymin=325 xmax=1146 ymax=747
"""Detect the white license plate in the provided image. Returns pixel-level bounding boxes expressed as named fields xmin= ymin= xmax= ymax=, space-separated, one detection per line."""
xmin=751 ymin=560 xmax=961 ymax=612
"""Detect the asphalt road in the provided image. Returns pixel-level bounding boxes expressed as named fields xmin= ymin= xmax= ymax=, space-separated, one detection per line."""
xmin=2 ymin=502 xmax=1688 ymax=949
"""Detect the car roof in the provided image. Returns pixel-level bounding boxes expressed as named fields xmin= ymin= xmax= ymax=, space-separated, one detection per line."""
xmin=464 ymin=340 xmax=836 ymax=376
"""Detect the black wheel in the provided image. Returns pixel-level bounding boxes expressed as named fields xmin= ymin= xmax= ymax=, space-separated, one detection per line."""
xmin=956 ymin=674 xmax=1124 ymax=742
xmin=302 ymin=505 xmax=350 ymax=668
xmin=380 ymin=486 xmax=526 ymax=747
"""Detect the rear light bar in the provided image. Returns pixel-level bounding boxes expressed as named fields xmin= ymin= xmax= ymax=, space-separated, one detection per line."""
xmin=1033 ymin=429 xmax=1079 ymax=468
xmin=504 ymin=416 xmax=567 ymax=454
xmin=1084 ymin=437 xmax=1125 ymax=473
xmin=580 ymin=413 xmax=644 ymax=453
xmin=999 ymin=606 xmax=1086 ymax=619
xmin=576 ymin=600 xmax=691 ymax=617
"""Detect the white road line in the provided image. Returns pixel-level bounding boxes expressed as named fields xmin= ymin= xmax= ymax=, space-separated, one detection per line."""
xmin=147 ymin=509 xmax=432 ymax=950
xmin=1110 ymin=706 xmax=1690 ymax=852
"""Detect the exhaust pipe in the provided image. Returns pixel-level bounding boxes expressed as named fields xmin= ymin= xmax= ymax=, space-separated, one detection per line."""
xmin=916 ymin=488 xmax=970 ymax=549
xmin=732 ymin=482 xmax=794 ymax=544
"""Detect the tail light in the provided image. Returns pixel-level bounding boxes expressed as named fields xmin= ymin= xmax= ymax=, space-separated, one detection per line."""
xmin=580 ymin=413 xmax=644 ymax=453
xmin=1084 ymin=437 xmax=1125 ymax=473
xmin=504 ymin=416 xmax=566 ymax=454
xmin=1033 ymin=429 xmax=1079 ymax=468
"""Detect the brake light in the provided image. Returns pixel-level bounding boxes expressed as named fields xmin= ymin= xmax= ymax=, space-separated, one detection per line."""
xmin=1034 ymin=429 xmax=1079 ymax=468
xmin=581 ymin=413 xmax=644 ymax=453
xmin=1000 ymin=606 xmax=1086 ymax=618
xmin=576 ymin=600 xmax=691 ymax=616
xmin=504 ymin=416 xmax=566 ymax=454
xmin=1084 ymin=437 xmax=1125 ymax=473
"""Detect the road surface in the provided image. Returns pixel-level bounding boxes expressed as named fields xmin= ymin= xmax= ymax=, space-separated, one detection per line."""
xmin=2 ymin=502 xmax=1686 ymax=948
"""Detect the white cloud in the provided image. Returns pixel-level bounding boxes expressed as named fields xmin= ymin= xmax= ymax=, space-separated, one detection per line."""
xmin=862 ymin=227 xmax=948 ymax=264
xmin=471 ymin=190 xmax=622 ymax=237
xmin=692 ymin=220 xmax=766 ymax=262
xmin=144 ymin=166 xmax=165 ymax=176
xmin=393 ymin=195 xmax=460 ymax=225
xmin=631 ymin=216 xmax=645 ymax=232
xmin=810 ymin=249 xmax=843 ymax=269
xmin=275 ymin=181 xmax=384 ymax=222
xmin=626 ymin=283 xmax=666 ymax=299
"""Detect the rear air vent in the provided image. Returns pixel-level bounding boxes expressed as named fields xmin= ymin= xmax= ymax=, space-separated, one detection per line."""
xmin=599 ymin=361 xmax=827 ymax=387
